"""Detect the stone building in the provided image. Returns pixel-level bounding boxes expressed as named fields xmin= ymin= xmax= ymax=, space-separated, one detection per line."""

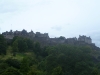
xmin=21 ymin=29 xmax=28 ymax=35
xmin=2 ymin=30 xmax=14 ymax=39
xmin=14 ymin=30 xmax=22 ymax=36
xmin=2 ymin=30 xmax=94 ymax=46
xmin=50 ymin=36 xmax=66 ymax=44
xmin=2 ymin=29 xmax=49 ymax=40
xmin=78 ymin=35 xmax=92 ymax=44
xmin=35 ymin=32 xmax=49 ymax=38
xmin=29 ymin=30 xmax=35 ymax=38
xmin=65 ymin=37 xmax=77 ymax=44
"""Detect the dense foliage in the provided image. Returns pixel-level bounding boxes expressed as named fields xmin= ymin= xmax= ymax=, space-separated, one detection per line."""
xmin=0 ymin=35 xmax=7 ymax=55
xmin=0 ymin=35 xmax=100 ymax=75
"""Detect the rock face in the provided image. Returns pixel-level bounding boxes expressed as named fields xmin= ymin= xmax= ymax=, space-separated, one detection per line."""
xmin=2 ymin=29 xmax=97 ymax=48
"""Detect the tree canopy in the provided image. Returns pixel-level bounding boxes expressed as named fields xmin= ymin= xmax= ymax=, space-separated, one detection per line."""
xmin=0 ymin=36 xmax=100 ymax=75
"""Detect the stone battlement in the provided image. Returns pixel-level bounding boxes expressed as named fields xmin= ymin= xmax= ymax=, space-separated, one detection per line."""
xmin=2 ymin=29 xmax=49 ymax=39
xmin=2 ymin=29 xmax=93 ymax=45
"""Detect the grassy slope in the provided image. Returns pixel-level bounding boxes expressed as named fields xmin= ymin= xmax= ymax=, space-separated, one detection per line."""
xmin=0 ymin=46 xmax=100 ymax=62
xmin=0 ymin=46 xmax=36 ymax=61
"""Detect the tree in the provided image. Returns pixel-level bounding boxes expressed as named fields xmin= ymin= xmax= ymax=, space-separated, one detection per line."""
xmin=11 ymin=36 xmax=19 ymax=45
xmin=1 ymin=67 xmax=22 ymax=75
xmin=5 ymin=58 xmax=21 ymax=69
xmin=18 ymin=38 xmax=28 ymax=52
xmin=12 ymin=40 xmax=18 ymax=56
xmin=34 ymin=42 xmax=41 ymax=55
xmin=27 ymin=70 xmax=44 ymax=75
xmin=52 ymin=66 xmax=62 ymax=75
xmin=25 ymin=38 xmax=34 ymax=50
xmin=20 ymin=57 xmax=30 ymax=75
xmin=42 ymin=45 xmax=94 ymax=75
xmin=91 ymin=68 xmax=99 ymax=75
xmin=0 ymin=63 xmax=9 ymax=74
xmin=0 ymin=34 xmax=7 ymax=55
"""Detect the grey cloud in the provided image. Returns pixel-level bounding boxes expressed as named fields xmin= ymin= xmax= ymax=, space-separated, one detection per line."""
xmin=0 ymin=7 xmax=18 ymax=13
xmin=0 ymin=1 xmax=17 ymax=13
xmin=0 ymin=0 xmax=100 ymax=47
xmin=51 ymin=23 xmax=70 ymax=31
xmin=87 ymin=31 xmax=100 ymax=47
xmin=0 ymin=19 xmax=4 ymax=23
xmin=0 ymin=0 xmax=28 ymax=13
xmin=51 ymin=26 xmax=62 ymax=31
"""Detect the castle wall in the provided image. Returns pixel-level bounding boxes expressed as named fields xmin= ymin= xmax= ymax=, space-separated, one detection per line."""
xmin=78 ymin=35 xmax=92 ymax=44
xmin=2 ymin=30 xmax=94 ymax=46
xmin=3 ymin=35 xmax=14 ymax=39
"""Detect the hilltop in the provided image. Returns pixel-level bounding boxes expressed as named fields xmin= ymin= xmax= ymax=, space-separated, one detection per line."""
xmin=2 ymin=29 xmax=100 ymax=50
xmin=0 ymin=31 xmax=100 ymax=75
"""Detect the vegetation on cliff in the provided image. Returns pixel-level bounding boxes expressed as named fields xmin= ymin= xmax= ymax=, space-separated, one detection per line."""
xmin=0 ymin=34 xmax=100 ymax=75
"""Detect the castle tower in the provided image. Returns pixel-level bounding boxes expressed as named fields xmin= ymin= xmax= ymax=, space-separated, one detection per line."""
xmin=78 ymin=35 xmax=92 ymax=44
xmin=29 ymin=30 xmax=35 ymax=38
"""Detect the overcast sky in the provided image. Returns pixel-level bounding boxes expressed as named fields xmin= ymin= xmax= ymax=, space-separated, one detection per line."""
xmin=0 ymin=0 xmax=100 ymax=47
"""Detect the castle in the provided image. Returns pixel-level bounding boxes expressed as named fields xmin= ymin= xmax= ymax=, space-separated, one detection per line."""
xmin=2 ymin=29 xmax=94 ymax=46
